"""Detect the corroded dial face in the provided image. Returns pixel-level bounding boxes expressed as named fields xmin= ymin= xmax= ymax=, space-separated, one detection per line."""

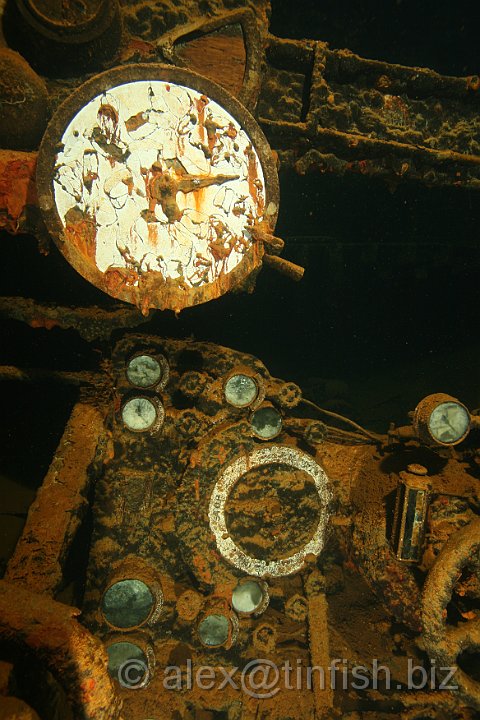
xmin=37 ymin=65 xmax=279 ymax=312
xmin=428 ymin=401 xmax=470 ymax=445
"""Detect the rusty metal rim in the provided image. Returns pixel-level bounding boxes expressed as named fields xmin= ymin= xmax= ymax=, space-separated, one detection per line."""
xmin=104 ymin=632 xmax=155 ymax=690
xmin=36 ymin=63 xmax=279 ymax=312
xmin=197 ymin=608 xmax=239 ymax=650
xmin=232 ymin=576 xmax=270 ymax=616
xmin=222 ymin=365 xmax=265 ymax=410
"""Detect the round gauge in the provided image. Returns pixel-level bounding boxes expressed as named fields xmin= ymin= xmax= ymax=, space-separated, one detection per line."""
xmin=224 ymin=373 xmax=258 ymax=408
xmin=37 ymin=65 xmax=279 ymax=312
xmin=232 ymin=579 xmax=267 ymax=615
xmin=414 ymin=393 xmax=471 ymax=446
xmin=102 ymin=579 xmax=155 ymax=629
xmin=126 ymin=354 xmax=163 ymax=388
xmin=197 ymin=613 xmax=230 ymax=647
xmin=121 ymin=397 xmax=159 ymax=432
xmin=250 ymin=406 xmax=282 ymax=439
xmin=428 ymin=402 xmax=470 ymax=445
xmin=107 ymin=641 xmax=149 ymax=688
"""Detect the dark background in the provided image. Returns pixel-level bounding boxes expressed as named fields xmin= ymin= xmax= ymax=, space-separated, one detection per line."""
xmin=1 ymin=0 xmax=479 ymax=542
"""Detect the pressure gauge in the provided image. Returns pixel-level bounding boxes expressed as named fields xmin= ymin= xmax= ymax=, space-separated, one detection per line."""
xmin=250 ymin=405 xmax=283 ymax=439
xmin=126 ymin=353 xmax=169 ymax=389
xmin=224 ymin=373 xmax=258 ymax=408
xmin=121 ymin=396 xmax=163 ymax=433
xmin=413 ymin=393 xmax=471 ymax=446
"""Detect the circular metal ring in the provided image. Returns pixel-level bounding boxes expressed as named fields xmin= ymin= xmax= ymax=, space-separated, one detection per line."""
xmin=208 ymin=445 xmax=331 ymax=577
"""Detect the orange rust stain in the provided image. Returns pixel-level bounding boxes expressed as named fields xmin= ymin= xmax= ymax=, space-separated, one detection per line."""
xmin=29 ymin=317 xmax=60 ymax=330
xmin=0 ymin=152 xmax=38 ymax=233
xmin=192 ymin=185 xmax=206 ymax=214
xmin=192 ymin=553 xmax=213 ymax=584
xmin=148 ymin=221 xmax=159 ymax=248
xmin=65 ymin=217 xmax=97 ymax=262
xmin=466 ymin=75 xmax=480 ymax=91
xmin=195 ymin=95 xmax=209 ymax=144
xmin=103 ymin=267 xmax=139 ymax=294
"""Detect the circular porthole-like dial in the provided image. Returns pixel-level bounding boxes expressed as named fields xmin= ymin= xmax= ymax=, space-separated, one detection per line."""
xmin=37 ymin=65 xmax=279 ymax=312
xmin=414 ymin=393 xmax=471 ymax=446
xmin=428 ymin=402 xmax=470 ymax=445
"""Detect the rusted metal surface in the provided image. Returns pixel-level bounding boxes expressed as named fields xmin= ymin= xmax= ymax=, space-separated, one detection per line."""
xmin=0 ymin=48 xmax=48 ymax=151
xmin=5 ymin=401 xmax=109 ymax=595
xmin=422 ymin=518 xmax=480 ymax=710
xmin=0 ymin=297 xmax=150 ymax=341
xmin=0 ymin=1 xmax=479 ymax=718
xmin=0 ymin=151 xmax=39 ymax=234
xmin=0 ymin=580 xmax=123 ymax=720
xmin=2 ymin=0 xmax=122 ymax=77
xmin=260 ymin=39 xmax=480 ymax=189
xmin=0 ymin=333 xmax=478 ymax=717
xmin=64 ymin=334 xmax=478 ymax=718
xmin=159 ymin=9 xmax=263 ymax=109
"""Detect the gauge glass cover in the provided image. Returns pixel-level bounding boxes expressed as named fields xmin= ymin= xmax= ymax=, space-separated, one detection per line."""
xmin=122 ymin=397 xmax=157 ymax=431
xmin=428 ymin=401 xmax=470 ymax=444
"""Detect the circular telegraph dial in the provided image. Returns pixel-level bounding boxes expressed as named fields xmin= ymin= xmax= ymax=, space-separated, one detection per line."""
xmin=37 ymin=65 xmax=279 ymax=312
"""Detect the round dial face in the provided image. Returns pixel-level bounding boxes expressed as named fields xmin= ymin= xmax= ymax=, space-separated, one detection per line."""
xmin=232 ymin=580 xmax=264 ymax=614
xmin=198 ymin=614 xmax=230 ymax=647
xmin=102 ymin=579 xmax=154 ymax=629
xmin=224 ymin=373 xmax=258 ymax=407
xmin=126 ymin=354 xmax=162 ymax=388
xmin=250 ymin=406 xmax=282 ymax=439
xmin=428 ymin=401 xmax=470 ymax=444
xmin=107 ymin=641 xmax=148 ymax=687
xmin=37 ymin=66 xmax=279 ymax=312
xmin=122 ymin=396 xmax=158 ymax=431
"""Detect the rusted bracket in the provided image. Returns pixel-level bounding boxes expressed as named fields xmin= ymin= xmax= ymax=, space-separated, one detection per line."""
xmin=157 ymin=8 xmax=263 ymax=109
xmin=0 ymin=580 xmax=123 ymax=720
xmin=259 ymin=38 xmax=480 ymax=189
xmin=5 ymin=401 xmax=109 ymax=595
xmin=0 ymin=296 xmax=150 ymax=340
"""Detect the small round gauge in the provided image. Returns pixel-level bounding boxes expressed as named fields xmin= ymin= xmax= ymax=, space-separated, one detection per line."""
xmin=250 ymin=406 xmax=282 ymax=439
xmin=126 ymin=355 xmax=163 ymax=388
xmin=232 ymin=580 xmax=268 ymax=615
xmin=122 ymin=397 xmax=158 ymax=432
xmin=198 ymin=614 xmax=230 ymax=647
xmin=107 ymin=641 xmax=149 ymax=687
xmin=428 ymin=402 xmax=470 ymax=445
xmin=224 ymin=373 xmax=258 ymax=408
xmin=414 ymin=393 xmax=471 ymax=446
xmin=102 ymin=579 xmax=155 ymax=629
